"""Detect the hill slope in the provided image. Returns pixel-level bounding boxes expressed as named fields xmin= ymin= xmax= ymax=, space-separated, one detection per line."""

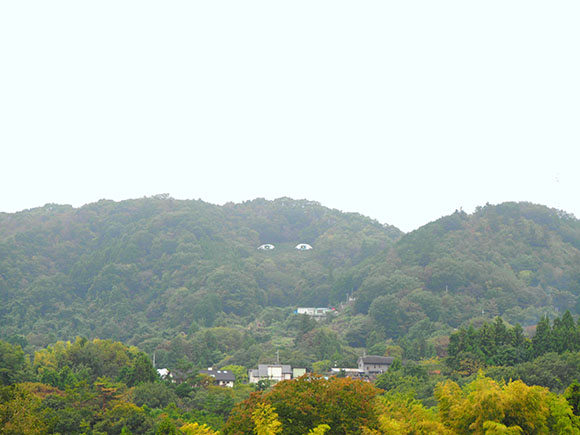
xmin=349 ymin=202 xmax=580 ymax=340
xmin=0 ymin=196 xmax=400 ymax=349
xmin=2 ymin=198 xmax=580 ymax=368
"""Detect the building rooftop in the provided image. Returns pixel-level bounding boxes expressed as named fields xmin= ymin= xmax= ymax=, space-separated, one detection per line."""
xmin=199 ymin=368 xmax=236 ymax=382
xmin=359 ymin=356 xmax=395 ymax=364
xmin=250 ymin=364 xmax=292 ymax=378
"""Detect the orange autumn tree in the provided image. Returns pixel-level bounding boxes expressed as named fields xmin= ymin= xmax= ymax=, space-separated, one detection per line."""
xmin=223 ymin=375 xmax=382 ymax=435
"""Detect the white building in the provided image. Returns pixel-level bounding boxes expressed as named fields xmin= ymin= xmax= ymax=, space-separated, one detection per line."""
xmin=157 ymin=368 xmax=172 ymax=380
xmin=248 ymin=364 xmax=293 ymax=384
xmin=292 ymin=368 xmax=306 ymax=378
xmin=295 ymin=307 xmax=334 ymax=318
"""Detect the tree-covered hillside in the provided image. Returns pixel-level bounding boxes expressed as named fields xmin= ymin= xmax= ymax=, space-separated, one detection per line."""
xmin=348 ymin=202 xmax=580 ymax=345
xmin=2 ymin=198 xmax=580 ymax=371
xmin=0 ymin=196 xmax=400 ymax=352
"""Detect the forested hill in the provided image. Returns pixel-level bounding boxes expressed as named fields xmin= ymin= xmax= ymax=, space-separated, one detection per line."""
xmin=350 ymin=202 xmax=580 ymax=340
xmin=0 ymin=196 xmax=401 ymax=349
xmin=2 ymin=198 xmax=580 ymax=366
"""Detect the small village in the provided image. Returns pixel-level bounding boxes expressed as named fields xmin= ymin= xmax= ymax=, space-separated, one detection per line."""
xmin=157 ymin=355 xmax=394 ymax=388
xmin=155 ymin=305 xmax=392 ymax=389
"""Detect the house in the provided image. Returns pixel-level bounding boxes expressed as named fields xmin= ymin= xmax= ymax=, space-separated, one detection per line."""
xmin=156 ymin=368 xmax=172 ymax=381
xmin=357 ymin=356 xmax=394 ymax=375
xmin=292 ymin=368 xmax=306 ymax=378
xmin=294 ymin=307 xmax=334 ymax=318
xmin=199 ymin=368 xmax=236 ymax=388
xmin=249 ymin=364 xmax=293 ymax=384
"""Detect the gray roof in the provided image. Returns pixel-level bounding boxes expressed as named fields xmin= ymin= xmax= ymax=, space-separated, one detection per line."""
xmin=359 ymin=356 xmax=395 ymax=365
xmin=199 ymin=369 xmax=236 ymax=382
xmin=252 ymin=364 xmax=292 ymax=377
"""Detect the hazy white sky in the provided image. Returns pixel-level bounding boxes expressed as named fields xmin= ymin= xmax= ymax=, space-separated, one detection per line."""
xmin=1 ymin=1 xmax=578 ymax=232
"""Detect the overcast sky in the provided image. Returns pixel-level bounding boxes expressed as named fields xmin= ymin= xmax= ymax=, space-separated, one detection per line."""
xmin=1 ymin=2 xmax=578 ymax=232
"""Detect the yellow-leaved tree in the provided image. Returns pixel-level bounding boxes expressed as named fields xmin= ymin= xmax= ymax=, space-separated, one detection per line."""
xmin=434 ymin=374 xmax=580 ymax=434
xmin=250 ymin=402 xmax=332 ymax=435
xmin=366 ymin=393 xmax=453 ymax=435
xmin=252 ymin=403 xmax=283 ymax=435
xmin=306 ymin=424 xmax=330 ymax=435
xmin=482 ymin=421 xmax=523 ymax=434
xmin=180 ymin=422 xmax=220 ymax=435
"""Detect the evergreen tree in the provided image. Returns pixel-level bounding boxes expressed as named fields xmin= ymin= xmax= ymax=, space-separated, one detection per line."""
xmin=564 ymin=381 xmax=580 ymax=416
xmin=478 ymin=323 xmax=496 ymax=363
xmin=532 ymin=316 xmax=552 ymax=357
xmin=124 ymin=353 xmax=158 ymax=387
xmin=510 ymin=323 xmax=526 ymax=348
xmin=556 ymin=311 xmax=578 ymax=352
xmin=492 ymin=317 xmax=510 ymax=347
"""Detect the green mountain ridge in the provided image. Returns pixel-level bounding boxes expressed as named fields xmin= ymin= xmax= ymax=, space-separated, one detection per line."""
xmin=351 ymin=202 xmax=580 ymax=332
xmin=0 ymin=197 xmax=399 ymax=350
xmin=1 ymin=197 xmax=580 ymax=369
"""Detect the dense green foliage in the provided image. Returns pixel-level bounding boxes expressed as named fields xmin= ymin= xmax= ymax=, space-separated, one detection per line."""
xmin=5 ymin=336 xmax=580 ymax=435
xmin=222 ymin=374 xmax=580 ymax=434
xmin=0 ymin=197 xmax=399 ymax=354
xmin=441 ymin=311 xmax=580 ymax=394
xmin=446 ymin=317 xmax=530 ymax=372
xmin=354 ymin=203 xmax=580 ymax=341
xmin=2 ymin=199 xmax=580 ymax=363
xmin=0 ymin=338 xmax=253 ymax=433
xmin=3 ymin=197 xmax=580 ymax=432
xmin=223 ymin=375 xmax=382 ymax=435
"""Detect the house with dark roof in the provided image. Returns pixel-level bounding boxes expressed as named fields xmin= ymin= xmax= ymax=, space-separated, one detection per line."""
xmin=199 ymin=368 xmax=236 ymax=388
xmin=357 ymin=356 xmax=394 ymax=375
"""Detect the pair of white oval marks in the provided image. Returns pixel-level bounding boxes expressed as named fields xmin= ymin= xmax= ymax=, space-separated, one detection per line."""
xmin=257 ymin=243 xmax=313 ymax=251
